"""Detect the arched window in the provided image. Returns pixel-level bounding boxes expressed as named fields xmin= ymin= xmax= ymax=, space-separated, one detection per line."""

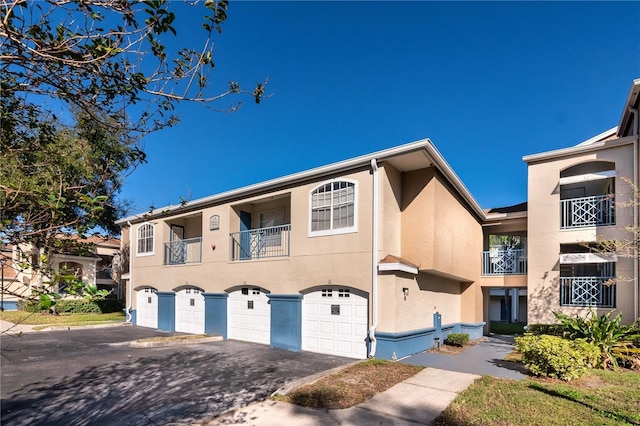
xmin=137 ymin=223 xmax=155 ymax=255
xmin=310 ymin=180 xmax=357 ymax=235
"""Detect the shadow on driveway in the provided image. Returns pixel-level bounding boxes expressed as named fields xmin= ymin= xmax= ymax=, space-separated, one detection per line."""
xmin=2 ymin=339 xmax=350 ymax=426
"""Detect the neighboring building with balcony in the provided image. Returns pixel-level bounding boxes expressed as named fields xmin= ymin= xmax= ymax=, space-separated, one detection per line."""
xmin=117 ymin=78 xmax=639 ymax=360
xmin=524 ymin=78 xmax=639 ymax=325
xmin=0 ymin=236 xmax=122 ymax=310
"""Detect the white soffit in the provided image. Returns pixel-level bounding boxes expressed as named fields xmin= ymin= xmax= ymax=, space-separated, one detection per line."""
xmin=378 ymin=262 xmax=419 ymax=275
xmin=559 ymin=170 xmax=616 ymax=185
xmin=560 ymin=253 xmax=617 ymax=264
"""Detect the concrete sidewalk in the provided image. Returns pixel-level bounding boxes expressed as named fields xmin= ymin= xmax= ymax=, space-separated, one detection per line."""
xmin=0 ymin=319 xmax=38 ymax=334
xmin=213 ymin=368 xmax=480 ymax=425
xmin=403 ymin=335 xmax=527 ymax=380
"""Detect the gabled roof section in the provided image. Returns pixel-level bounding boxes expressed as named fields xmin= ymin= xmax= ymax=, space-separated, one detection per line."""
xmin=117 ymin=139 xmax=487 ymax=224
xmin=617 ymin=78 xmax=640 ymax=137
xmin=524 ymin=78 xmax=639 ymax=164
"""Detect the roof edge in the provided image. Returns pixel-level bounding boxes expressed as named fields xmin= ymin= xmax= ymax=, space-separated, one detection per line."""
xmin=522 ymin=134 xmax=636 ymax=164
xmin=117 ymin=139 xmax=434 ymax=225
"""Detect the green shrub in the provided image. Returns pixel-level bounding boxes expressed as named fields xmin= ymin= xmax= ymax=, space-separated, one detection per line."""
xmin=553 ymin=310 xmax=639 ymax=369
xmin=56 ymin=299 xmax=102 ymax=314
xmin=515 ymin=334 xmax=600 ymax=381
xmin=19 ymin=298 xmax=125 ymax=314
xmin=444 ymin=333 xmax=470 ymax=347
xmin=525 ymin=323 xmax=567 ymax=337
xmin=95 ymin=299 xmax=125 ymax=313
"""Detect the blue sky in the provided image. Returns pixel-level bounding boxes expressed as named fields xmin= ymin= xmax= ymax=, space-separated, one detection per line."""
xmin=121 ymin=1 xmax=640 ymax=214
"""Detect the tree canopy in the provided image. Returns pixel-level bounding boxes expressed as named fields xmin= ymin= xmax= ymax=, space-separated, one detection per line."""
xmin=0 ymin=0 xmax=264 ymax=304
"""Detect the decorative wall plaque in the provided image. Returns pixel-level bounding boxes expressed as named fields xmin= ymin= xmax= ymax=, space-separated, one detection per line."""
xmin=209 ymin=214 xmax=220 ymax=231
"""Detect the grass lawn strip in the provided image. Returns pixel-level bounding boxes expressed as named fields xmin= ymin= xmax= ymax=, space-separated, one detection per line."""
xmin=0 ymin=311 xmax=125 ymax=326
xmin=434 ymin=369 xmax=640 ymax=426
xmin=281 ymin=359 xmax=423 ymax=409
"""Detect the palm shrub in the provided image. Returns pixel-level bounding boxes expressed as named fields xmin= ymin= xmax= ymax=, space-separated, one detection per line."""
xmin=553 ymin=310 xmax=640 ymax=369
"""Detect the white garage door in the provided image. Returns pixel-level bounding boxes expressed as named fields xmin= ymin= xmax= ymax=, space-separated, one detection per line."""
xmin=227 ymin=287 xmax=271 ymax=345
xmin=136 ymin=287 xmax=158 ymax=329
xmin=175 ymin=287 xmax=205 ymax=334
xmin=302 ymin=288 xmax=368 ymax=359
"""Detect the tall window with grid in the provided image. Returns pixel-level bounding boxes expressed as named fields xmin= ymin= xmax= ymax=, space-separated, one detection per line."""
xmin=310 ymin=181 xmax=356 ymax=235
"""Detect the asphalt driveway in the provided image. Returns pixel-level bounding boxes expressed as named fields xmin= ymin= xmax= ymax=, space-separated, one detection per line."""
xmin=0 ymin=326 xmax=351 ymax=425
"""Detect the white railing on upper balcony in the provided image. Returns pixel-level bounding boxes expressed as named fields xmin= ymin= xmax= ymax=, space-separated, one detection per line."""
xmin=230 ymin=224 xmax=291 ymax=261
xmin=560 ymin=276 xmax=616 ymax=308
xmin=163 ymin=237 xmax=202 ymax=265
xmin=482 ymin=248 xmax=527 ymax=276
xmin=561 ymin=194 xmax=614 ymax=229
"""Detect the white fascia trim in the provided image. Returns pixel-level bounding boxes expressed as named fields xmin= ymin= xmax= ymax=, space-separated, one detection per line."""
xmin=575 ymin=127 xmax=618 ymax=147
xmin=422 ymin=142 xmax=487 ymax=220
xmin=560 ymin=253 xmax=618 ymax=264
xmin=117 ymin=138 xmax=488 ymax=224
xmin=117 ymin=139 xmax=434 ymax=225
xmin=378 ymin=262 xmax=419 ymax=275
xmin=559 ymin=170 xmax=616 ymax=185
xmin=523 ymin=134 xmax=635 ymax=164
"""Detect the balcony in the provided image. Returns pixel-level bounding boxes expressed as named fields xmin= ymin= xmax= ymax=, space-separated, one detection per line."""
xmin=482 ymin=249 xmax=527 ymax=276
xmin=230 ymin=224 xmax=291 ymax=261
xmin=560 ymin=276 xmax=616 ymax=308
xmin=561 ymin=194 xmax=614 ymax=229
xmin=163 ymin=237 xmax=202 ymax=265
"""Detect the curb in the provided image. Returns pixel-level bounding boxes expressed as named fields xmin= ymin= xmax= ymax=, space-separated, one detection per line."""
xmin=44 ymin=322 xmax=128 ymax=331
xmin=271 ymin=359 xmax=362 ymax=396
xmin=129 ymin=335 xmax=223 ymax=348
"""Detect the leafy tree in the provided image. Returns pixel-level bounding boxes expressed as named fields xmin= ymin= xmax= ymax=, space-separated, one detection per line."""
xmin=594 ymin=178 xmax=639 ymax=261
xmin=0 ymin=0 xmax=264 ymax=308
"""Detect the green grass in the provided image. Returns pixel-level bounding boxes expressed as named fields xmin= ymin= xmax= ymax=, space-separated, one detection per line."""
xmin=434 ymin=369 xmax=640 ymax=426
xmin=0 ymin=311 xmax=125 ymax=327
xmin=490 ymin=321 xmax=527 ymax=335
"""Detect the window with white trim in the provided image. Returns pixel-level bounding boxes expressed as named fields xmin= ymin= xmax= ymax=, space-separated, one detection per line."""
xmin=137 ymin=223 xmax=154 ymax=255
xmin=310 ymin=180 xmax=356 ymax=235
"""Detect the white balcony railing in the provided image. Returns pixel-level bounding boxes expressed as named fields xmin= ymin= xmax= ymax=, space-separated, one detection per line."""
xmin=482 ymin=249 xmax=527 ymax=276
xmin=561 ymin=194 xmax=614 ymax=229
xmin=230 ymin=224 xmax=291 ymax=261
xmin=560 ymin=276 xmax=616 ymax=308
xmin=163 ymin=237 xmax=202 ymax=265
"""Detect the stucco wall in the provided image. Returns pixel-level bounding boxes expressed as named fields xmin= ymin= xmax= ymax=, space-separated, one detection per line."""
xmin=527 ymin=140 xmax=637 ymax=324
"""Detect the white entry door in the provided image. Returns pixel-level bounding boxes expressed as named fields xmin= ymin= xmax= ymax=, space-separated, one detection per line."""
xmin=227 ymin=287 xmax=271 ymax=345
xmin=302 ymin=288 xmax=368 ymax=359
xmin=175 ymin=287 xmax=205 ymax=334
xmin=136 ymin=287 xmax=158 ymax=329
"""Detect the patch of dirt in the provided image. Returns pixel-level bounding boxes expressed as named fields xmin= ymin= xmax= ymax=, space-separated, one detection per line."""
xmin=282 ymin=360 xmax=423 ymax=409
xmin=427 ymin=337 xmax=486 ymax=355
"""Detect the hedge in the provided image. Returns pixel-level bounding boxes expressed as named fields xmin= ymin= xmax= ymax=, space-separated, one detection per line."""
xmin=444 ymin=333 xmax=470 ymax=347
xmin=18 ymin=298 xmax=124 ymax=314
xmin=515 ymin=334 xmax=600 ymax=381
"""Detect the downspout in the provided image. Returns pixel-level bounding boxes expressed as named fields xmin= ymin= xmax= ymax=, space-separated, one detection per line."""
xmin=368 ymin=159 xmax=379 ymax=358
xmin=630 ymin=105 xmax=639 ymax=322
xmin=126 ymin=221 xmax=133 ymax=323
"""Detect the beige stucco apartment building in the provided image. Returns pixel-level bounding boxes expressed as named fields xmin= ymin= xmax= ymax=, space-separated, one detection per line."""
xmin=116 ymin=79 xmax=639 ymax=360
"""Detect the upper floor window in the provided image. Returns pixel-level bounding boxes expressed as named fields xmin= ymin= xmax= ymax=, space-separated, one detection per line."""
xmin=137 ymin=223 xmax=154 ymax=255
xmin=310 ymin=180 xmax=357 ymax=236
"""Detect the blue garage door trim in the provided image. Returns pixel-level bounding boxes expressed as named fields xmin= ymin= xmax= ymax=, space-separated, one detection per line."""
xmin=157 ymin=292 xmax=176 ymax=332
xmin=268 ymin=294 xmax=302 ymax=351
xmin=204 ymin=292 xmax=228 ymax=338
xmin=131 ymin=309 xmax=137 ymax=325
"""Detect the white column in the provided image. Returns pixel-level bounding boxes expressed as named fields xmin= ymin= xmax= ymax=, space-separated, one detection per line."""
xmin=511 ymin=288 xmax=519 ymax=322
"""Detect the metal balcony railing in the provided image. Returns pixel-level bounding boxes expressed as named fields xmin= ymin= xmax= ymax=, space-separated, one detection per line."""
xmin=163 ymin=237 xmax=202 ymax=265
xmin=230 ymin=224 xmax=291 ymax=261
xmin=560 ymin=276 xmax=616 ymax=308
xmin=561 ymin=194 xmax=614 ymax=229
xmin=482 ymin=249 xmax=527 ymax=275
